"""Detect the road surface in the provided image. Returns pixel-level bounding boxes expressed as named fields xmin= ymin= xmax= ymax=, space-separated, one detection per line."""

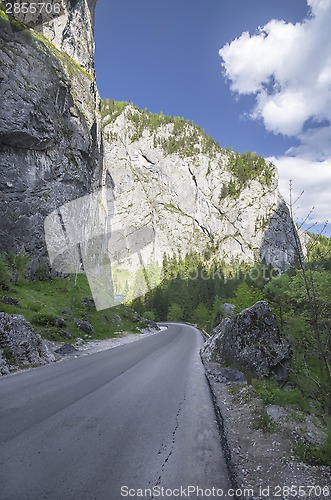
xmin=0 ymin=323 xmax=231 ymax=499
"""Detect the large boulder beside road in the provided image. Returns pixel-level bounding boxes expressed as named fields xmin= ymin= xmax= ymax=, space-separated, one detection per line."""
xmin=202 ymin=301 xmax=291 ymax=384
xmin=0 ymin=312 xmax=56 ymax=375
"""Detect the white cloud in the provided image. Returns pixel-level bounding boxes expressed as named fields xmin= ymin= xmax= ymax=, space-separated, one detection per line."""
xmin=268 ymin=156 xmax=331 ymax=227
xmin=220 ymin=0 xmax=331 ymax=234
xmin=219 ymin=0 xmax=331 ymax=139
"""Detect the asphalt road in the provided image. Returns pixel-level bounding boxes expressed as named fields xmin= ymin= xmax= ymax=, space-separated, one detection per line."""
xmin=0 ymin=323 xmax=231 ymax=500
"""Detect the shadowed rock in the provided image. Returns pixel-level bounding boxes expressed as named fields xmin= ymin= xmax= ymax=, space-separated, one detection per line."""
xmin=202 ymin=301 xmax=291 ymax=384
xmin=0 ymin=312 xmax=56 ymax=374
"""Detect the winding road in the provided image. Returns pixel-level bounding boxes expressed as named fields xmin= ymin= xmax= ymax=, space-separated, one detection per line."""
xmin=0 ymin=323 xmax=231 ymax=500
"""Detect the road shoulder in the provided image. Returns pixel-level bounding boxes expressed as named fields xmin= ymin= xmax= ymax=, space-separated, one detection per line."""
xmin=202 ymin=359 xmax=331 ymax=499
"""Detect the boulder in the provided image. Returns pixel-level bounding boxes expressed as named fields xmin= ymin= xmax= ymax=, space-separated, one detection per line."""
xmin=143 ymin=319 xmax=161 ymax=331
xmin=76 ymin=320 xmax=94 ymax=336
xmin=59 ymin=330 xmax=72 ymax=339
xmin=55 ymin=317 xmax=66 ymax=328
xmin=55 ymin=344 xmax=79 ymax=356
xmin=202 ymin=301 xmax=291 ymax=384
xmin=0 ymin=312 xmax=56 ymax=374
xmin=0 ymin=356 xmax=10 ymax=376
xmin=1 ymin=295 xmax=19 ymax=306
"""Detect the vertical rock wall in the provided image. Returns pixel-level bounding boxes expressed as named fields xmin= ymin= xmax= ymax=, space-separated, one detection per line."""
xmin=0 ymin=2 xmax=107 ymax=276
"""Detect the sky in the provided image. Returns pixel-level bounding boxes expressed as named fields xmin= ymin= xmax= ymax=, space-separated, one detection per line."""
xmin=94 ymin=0 xmax=331 ymax=236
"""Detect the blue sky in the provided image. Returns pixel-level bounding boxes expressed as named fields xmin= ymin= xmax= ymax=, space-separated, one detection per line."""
xmin=94 ymin=0 xmax=331 ymax=236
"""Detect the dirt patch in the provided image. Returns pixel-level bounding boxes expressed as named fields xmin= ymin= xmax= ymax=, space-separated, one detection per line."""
xmin=203 ymin=360 xmax=331 ymax=500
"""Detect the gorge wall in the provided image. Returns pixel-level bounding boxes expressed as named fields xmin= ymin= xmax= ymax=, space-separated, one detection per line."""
xmin=0 ymin=0 xmax=109 ymax=278
xmin=102 ymin=101 xmax=299 ymax=275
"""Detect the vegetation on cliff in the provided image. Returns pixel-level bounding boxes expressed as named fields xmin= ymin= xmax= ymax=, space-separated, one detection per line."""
xmin=101 ymin=99 xmax=276 ymax=191
xmin=0 ymin=9 xmax=93 ymax=79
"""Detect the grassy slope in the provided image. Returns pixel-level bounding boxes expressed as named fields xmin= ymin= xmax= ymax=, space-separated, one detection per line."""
xmin=0 ymin=275 xmax=146 ymax=342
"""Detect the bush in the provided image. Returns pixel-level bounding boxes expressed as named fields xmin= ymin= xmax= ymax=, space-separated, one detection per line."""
xmin=232 ymin=282 xmax=264 ymax=312
xmin=251 ymin=408 xmax=276 ymax=433
xmin=167 ymin=303 xmax=183 ymax=322
xmin=7 ymin=251 xmax=29 ymax=285
xmin=192 ymin=303 xmax=211 ymax=327
xmin=32 ymin=312 xmax=58 ymax=326
xmin=227 ymin=150 xmax=275 ymax=189
xmin=142 ymin=310 xmax=157 ymax=321
xmin=2 ymin=346 xmax=16 ymax=365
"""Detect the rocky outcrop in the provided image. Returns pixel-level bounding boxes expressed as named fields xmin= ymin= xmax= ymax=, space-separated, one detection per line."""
xmin=102 ymin=102 xmax=299 ymax=274
xmin=2 ymin=0 xmax=97 ymax=72
xmin=76 ymin=319 xmax=94 ymax=335
xmin=202 ymin=301 xmax=291 ymax=384
xmin=0 ymin=312 xmax=56 ymax=374
xmin=222 ymin=303 xmax=236 ymax=318
xmin=0 ymin=4 xmax=107 ymax=277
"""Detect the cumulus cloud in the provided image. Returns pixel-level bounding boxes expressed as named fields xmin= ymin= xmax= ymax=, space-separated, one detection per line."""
xmin=219 ymin=0 xmax=331 ymax=139
xmin=220 ymin=0 xmax=331 ymax=232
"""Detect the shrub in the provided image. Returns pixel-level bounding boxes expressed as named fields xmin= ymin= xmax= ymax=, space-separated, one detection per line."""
xmin=7 ymin=251 xmax=29 ymax=285
xmin=251 ymin=408 xmax=276 ymax=433
xmin=2 ymin=346 xmax=16 ymax=365
xmin=32 ymin=312 xmax=58 ymax=326
xmin=142 ymin=310 xmax=157 ymax=321
xmin=167 ymin=303 xmax=183 ymax=322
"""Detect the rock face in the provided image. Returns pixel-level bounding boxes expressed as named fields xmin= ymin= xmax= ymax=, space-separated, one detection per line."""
xmin=202 ymin=301 xmax=291 ymax=384
xmin=102 ymin=102 xmax=299 ymax=273
xmin=2 ymin=0 xmax=97 ymax=72
xmin=0 ymin=312 xmax=56 ymax=374
xmin=0 ymin=4 xmax=107 ymax=277
xmin=37 ymin=0 xmax=98 ymax=73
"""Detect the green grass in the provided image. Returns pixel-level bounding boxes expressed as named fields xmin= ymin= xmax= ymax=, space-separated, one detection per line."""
xmin=253 ymin=380 xmax=308 ymax=411
xmin=0 ymin=274 xmax=146 ymax=342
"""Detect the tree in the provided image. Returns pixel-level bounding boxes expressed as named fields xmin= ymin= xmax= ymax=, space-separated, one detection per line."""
xmin=142 ymin=310 xmax=157 ymax=321
xmin=192 ymin=303 xmax=211 ymax=328
xmin=286 ymin=181 xmax=331 ymax=415
xmin=232 ymin=282 xmax=264 ymax=312
xmin=167 ymin=303 xmax=183 ymax=322
xmin=211 ymin=295 xmax=223 ymax=327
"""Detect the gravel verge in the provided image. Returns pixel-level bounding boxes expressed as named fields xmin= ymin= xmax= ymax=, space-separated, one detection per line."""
xmin=203 ymin=359 xmax=331 ymax=500
xmin=44 ymin=326 xmax=166 ymax=359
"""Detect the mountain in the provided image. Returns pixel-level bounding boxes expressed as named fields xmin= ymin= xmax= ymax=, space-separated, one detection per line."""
xmin=102 ymin=100 xmax=299 ymax=276
xmin=0 ymin=2 xmax=300 ymax=310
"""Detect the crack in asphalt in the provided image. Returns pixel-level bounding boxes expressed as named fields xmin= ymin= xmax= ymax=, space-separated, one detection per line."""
xmin=152 ymin=393 xmax=187 ymax=496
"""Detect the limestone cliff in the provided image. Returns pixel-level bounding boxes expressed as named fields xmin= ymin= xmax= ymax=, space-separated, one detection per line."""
xmin=102 ymin=101 xmax=298 ymax=273
xmin=0 ymin=2 xmax=107 ymax=277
